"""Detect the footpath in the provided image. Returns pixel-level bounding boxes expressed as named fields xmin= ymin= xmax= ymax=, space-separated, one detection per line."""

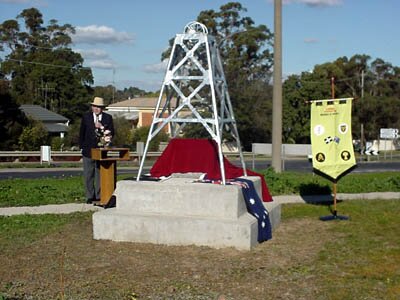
xmin=1 ymin=192 xmax=399 ymax=216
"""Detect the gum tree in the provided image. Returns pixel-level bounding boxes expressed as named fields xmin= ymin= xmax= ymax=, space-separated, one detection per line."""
xmin=0 ymin=7 xmax=93 ymax=121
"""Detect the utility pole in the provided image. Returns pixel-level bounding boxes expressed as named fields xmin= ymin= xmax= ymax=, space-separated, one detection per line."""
xmin=39 ymin=82 xmax=55 ymax=109
xmin=360 ymin=69 xmax=365 ymax=158
xmin=361 ymin=69 xmax=364 ymax=98
xmin=272 ymin=0 xmax=283 ymax=172
xmin=112 ymin=68 xmax=116 ymax=103
xmin=45 ymin=83 xmax=48 ymax=109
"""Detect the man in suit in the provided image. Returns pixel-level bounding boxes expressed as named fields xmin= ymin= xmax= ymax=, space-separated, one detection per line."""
xmin=79 ymin=97 xmax=114 ymax=204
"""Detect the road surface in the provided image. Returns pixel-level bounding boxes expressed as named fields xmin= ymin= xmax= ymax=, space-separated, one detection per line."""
xmin=0 ymin=159 xmax=399 ymax=180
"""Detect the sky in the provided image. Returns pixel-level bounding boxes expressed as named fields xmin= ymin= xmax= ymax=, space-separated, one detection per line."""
xmin=1 ymin=0 xmax=399 ymax=92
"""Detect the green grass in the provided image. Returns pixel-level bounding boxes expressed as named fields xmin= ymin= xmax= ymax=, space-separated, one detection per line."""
xmin=282 ymin=200 xmax=400 ymax=299
xmin=0 ymin=201 xmax=399 ymax=299
xmin=0 ymin=176 xmax=85 ymax=207
xmin=0 ymin=162 xmax=82 ymax=168
xmin=0 ymin=212 xmax=90 ymax=254
xmin=262 ymin=168 xmax=400 ymax=195
xmin=0 ymin=171 xmax=399 ymax=207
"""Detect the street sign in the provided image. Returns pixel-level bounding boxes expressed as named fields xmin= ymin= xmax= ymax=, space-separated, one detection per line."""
xmin=380 ymin=128 xmax=398 ymax=139
xmin=365 ymin=141 xmax=378 ymax=155
xmin=365 ymin=149 xmax=379 ymax=155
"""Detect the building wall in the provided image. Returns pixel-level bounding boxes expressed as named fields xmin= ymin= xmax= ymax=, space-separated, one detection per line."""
xmin=140 ymin=112 xmax=170 ymax=134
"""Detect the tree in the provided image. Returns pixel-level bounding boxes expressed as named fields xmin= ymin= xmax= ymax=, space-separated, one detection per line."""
xmin=283 ymin=54 xmax=400 ymax=143
xmin=0 ymin=7 xmax=93 ymax=122
xmin=92 ymin=85 xmax=152 ymax=104
xmin=18 ymin=119 xmax=49 ymax=151
xmin=63 ymin=119 xmax=81 ymax=150
xmin=112 ymin=116 xmax=134 ymax=148
xmin=132 ymin=126 xmax=169 ymax=152
xmin=0 ymin=80 xmax=28 ymax=150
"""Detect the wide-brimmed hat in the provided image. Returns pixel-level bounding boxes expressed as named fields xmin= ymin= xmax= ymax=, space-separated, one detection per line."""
xmin=91 ymin=97 xmax=106 ymax=107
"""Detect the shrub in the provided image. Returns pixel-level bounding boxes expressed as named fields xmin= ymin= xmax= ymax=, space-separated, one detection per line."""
xmin=132 ymin=126 xmax=169 ymax=151
xmin=18 ymin=120 xmax=49 ymax=151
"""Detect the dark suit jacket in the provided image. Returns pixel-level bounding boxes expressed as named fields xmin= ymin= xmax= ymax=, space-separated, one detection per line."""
xmin=79 ymin=111 xmax=114 ymax=158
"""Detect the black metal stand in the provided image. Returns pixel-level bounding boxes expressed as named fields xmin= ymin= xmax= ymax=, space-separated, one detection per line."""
xmin=319 ymin=182 xmax=349 ymax=221
xmin=320 ymin=209 xmax=349 ymax=221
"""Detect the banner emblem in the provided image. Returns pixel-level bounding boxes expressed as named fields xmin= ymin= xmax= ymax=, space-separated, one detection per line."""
xmin=341 ymin=150 xmax=351 ymax=161
xmin=339 ymin=123 xmax=348 ymax=134
xmin=314 ymin=125 xmax=325 ymax=136
xmin=316 ymin=153 xmax=325 ymax=162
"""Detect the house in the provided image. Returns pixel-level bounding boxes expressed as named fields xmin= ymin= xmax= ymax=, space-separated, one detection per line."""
xmin=106 ymin=97 xmax=179 ymax=135
xmin=20 ymin=104 xmax=69 ymax=138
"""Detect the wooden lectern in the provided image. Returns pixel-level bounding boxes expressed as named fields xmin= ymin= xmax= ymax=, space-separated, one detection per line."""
xmin=91 ymin=148 xmax=130 ymax=205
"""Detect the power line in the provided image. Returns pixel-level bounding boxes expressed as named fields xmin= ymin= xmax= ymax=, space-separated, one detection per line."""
xmin=0 ymin=40 xmax=73 ymax=52
xmin=294 ymin=74 xmax=400 ymax=86
xmin=7 ymin=58 xmax=90 ymax=70
xmin=0 ymin=41 xmax=89 ymax=70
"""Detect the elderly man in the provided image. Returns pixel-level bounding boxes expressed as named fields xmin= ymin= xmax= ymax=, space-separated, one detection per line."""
xmin=79 ymin=97 xmax=114 ymax=204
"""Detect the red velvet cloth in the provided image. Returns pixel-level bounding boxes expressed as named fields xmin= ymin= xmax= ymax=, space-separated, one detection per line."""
xmin=150 ymin=138 xmax=273 ymax=202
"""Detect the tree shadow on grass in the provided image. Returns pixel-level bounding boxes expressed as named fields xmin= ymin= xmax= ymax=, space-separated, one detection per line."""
xmin=299 ymin=182 xmax=347 ymax=217
xmin=299 ymin=182 xmax=342 ymax=205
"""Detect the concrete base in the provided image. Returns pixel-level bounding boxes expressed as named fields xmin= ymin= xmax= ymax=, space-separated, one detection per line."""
xmin=93 ymin=176 xmax=281 ymax=250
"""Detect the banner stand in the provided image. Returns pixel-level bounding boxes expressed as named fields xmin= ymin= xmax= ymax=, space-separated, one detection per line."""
xmin=319 ymin=181 xmax=349 ymax=221
xmin=310 ymin=77 xmax=355 ymax=221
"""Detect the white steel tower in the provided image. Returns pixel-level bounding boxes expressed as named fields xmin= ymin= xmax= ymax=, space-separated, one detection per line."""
xmin=137 ymin=21 xmax=247 ymax=184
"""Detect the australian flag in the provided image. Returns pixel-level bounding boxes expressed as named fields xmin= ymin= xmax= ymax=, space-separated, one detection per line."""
xmin=233 ymin=178 xmax=272 ymax=242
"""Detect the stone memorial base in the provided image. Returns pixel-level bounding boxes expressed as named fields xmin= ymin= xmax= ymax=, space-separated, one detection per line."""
xmin=92 ymin=176 xmax=281 ymax=250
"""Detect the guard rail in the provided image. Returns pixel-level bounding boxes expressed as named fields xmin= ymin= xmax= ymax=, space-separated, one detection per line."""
xmin=0 ymin=151 xmax=251 ymax=160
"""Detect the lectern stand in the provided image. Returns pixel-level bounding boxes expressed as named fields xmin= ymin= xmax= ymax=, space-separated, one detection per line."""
xmin=91 ymin=148 xmax=130 ymax=205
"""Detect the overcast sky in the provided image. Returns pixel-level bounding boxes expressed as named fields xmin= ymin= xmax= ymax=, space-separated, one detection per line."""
xmin=1 ymin=0 xmax=399 ymax=92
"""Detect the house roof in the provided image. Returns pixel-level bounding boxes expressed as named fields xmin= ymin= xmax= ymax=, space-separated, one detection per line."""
xmin=107 ymin=111 xmax=139 ymax=120
xmin=43 ymin=123 xmax=69 ymax=133
xmin=107 ymin=97 xmax=178 ymax=109
xmin=20 ymin=105 xmax=69 ymax=123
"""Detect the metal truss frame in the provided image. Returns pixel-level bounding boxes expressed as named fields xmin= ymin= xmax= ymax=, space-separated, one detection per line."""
xmin=137 ymin=21 xmax=247 ymax=184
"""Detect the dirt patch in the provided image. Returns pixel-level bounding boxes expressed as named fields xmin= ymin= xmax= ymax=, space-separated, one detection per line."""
xmin=0 ymin=216 xmax=335 ymax=299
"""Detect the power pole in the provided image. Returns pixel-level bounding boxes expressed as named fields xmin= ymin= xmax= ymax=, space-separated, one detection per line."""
xmin=360 ymin=70 xmax=365 ymax=158
xmin=272 ymin=0 xmax=283 ymax=172
xmin=39 ymin=82 xmax=55 ymax=109
xmin=112 ymin=68 xmax=116 ymax=103
xmin=361 ymin=69 xmax=364 ymax=98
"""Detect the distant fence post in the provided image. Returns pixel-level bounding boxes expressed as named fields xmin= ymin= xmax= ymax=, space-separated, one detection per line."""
xmin=136 ymin=142 xmax=144 ymax=165
xmin=251 ymin=143 xmax=311 ymax=170
xmin=251 ymin=143 xmax=272 ymax=170
xmin=252 ymin=144 xmax=255 ymax=169
xmin=40 ymin=145 xmax=51 ymax=165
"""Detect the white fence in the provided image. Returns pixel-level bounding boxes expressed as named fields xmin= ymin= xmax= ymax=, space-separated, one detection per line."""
xmin=251 ymin=143 xmax=311 ymax=170
xmin=252 ymin=143 xmax=311 ymax=156
xmin=0 ymin=150 xmax=162 ymax=162
xmin=251 ymin=143 xmax=312 ymax=170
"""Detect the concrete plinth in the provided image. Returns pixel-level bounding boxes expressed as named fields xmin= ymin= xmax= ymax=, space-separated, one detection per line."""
xmin=93 ymin=176 xmax=281 ymax=250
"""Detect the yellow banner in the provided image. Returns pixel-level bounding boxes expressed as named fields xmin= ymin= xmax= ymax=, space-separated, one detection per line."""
xmin=310 ymin=98 xmax=356 ymax=181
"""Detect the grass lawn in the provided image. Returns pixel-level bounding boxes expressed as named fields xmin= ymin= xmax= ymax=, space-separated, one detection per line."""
xmin=1 ymin=170 xmax=400 ymax=207
xmin=0 ymin=200 xmax=399 ymax=299
xmin=282 ymin=200 xmax=400 ymax=298
xmin=0 ymin=176 xmax=85 ymax=207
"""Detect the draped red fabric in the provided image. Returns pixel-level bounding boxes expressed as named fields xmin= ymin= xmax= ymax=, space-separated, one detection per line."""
xmin=150 ymin=138 xmax=273 ymax=202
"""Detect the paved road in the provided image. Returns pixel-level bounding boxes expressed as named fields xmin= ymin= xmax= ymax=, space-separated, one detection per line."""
xmin=0 ymin=159 xmax=399 ymax=180
xmin=0 ymin=166 xmax=143 ymax=180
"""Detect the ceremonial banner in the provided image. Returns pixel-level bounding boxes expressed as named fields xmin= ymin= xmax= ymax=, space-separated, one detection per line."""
xmin=310 ymin=98 xmax=356 ymax=181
